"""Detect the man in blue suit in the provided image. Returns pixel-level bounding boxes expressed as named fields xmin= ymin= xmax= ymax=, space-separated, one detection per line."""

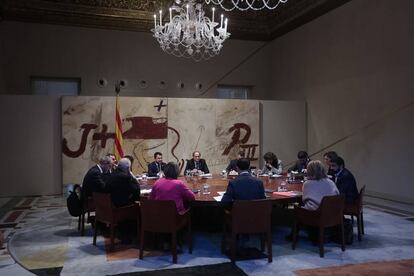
xmin=147 ymin=152 xmax=166 ymax=177
xmin=221 ymin=158 xmax=265 ymax=203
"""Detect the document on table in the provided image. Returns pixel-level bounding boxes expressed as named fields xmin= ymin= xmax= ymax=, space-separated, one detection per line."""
xmin=272 ymin=191 xmax=302 ymax=197
xmin=213 ymin=195 xmax=223 ymax=201
xmin=141 ymin=189 xmax=152 ymax=194
xmin=213 ymin=191 xmax=226 ymax=201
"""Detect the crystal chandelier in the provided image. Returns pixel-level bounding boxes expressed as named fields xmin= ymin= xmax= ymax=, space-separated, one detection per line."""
xmin=152 ymin=0 xmax=230 ymax=61
xmin=205 ymin=0 xmax=288 ymax=11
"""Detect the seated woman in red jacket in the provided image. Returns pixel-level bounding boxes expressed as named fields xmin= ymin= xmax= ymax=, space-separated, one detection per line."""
xmin=149 ymin=162 xmax=195 ymax=214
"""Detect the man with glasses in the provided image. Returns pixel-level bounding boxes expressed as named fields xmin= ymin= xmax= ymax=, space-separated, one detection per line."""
xmin=288 ymin=150 xmax=311 ymax=173
xmin=185 ymin=151 xmax=210 ymax=175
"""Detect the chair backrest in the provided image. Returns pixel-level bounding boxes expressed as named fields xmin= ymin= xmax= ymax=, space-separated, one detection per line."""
xmin=232 ymin=199 xmax=272 ymax=233
xmin=93 ymin=192 xmax=114 ymax=224
xmin=357 ymin=185 xmax=366 ymax=210
xmin=140 ymin=200 xmax=177 ymax=232
xmin=319 ymin=195 xmax=345 ymax=227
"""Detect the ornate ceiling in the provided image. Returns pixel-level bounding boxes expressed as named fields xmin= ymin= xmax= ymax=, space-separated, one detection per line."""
xmin=0 ymin=0 xmax=351 ymax=41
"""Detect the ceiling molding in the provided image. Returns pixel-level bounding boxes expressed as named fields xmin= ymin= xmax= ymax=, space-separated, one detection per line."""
xmin=1 ymin=0 xmax=352 ymax=41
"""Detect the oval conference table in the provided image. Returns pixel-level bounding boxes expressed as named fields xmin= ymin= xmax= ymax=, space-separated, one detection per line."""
xmin=140 ymin=174 xmax=304 ymax=206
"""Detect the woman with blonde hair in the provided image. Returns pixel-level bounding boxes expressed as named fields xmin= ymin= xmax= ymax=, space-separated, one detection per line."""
xmin=302 ymin=160 xmax=339 ymax=210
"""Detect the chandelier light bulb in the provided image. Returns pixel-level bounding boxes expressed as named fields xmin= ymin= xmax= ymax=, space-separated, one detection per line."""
xmin=205 ymin=0 xmax=288 ymax=11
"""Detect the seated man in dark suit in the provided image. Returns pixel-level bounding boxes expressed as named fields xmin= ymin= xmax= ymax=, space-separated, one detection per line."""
xmin=221 ymin=159 xmax=266 ymax=203
xmin=288 ymin=150 xmax=311 ymax=173
xmin=105 ymin=158 xmax=140 ymax=243
xmin=330 ymin=156 xmax=358 ymax=203
xmin=147 ymin=152 xmax=166 ymax=177
xmin=225 ymin=150 xmax=245 ymax=174
xmin=185 ymin=151 xmax=210 ymax=174
xmin=82 ymin=156 xmax=112 ymax=199
xmin=106 ymin=158 xmax=140 ymax=207
xmin=323 ymin=151 xmax=338 ymax=179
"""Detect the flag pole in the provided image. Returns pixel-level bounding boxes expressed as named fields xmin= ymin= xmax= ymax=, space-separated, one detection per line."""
xmin=114 ymin=82 xmax=124 ymax=161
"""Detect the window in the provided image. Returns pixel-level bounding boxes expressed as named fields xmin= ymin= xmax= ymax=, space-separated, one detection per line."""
xmin=31 ymin=77 xmax=80 ymax=96
xmin=216 ymin=85 xmax=250 ymax=99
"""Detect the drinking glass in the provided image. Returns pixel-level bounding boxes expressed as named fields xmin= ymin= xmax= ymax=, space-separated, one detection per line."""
xmin=278 ymin=180 xmax=287 ymax=192
xmin=202 ymin=183 xmax=210 ymax=194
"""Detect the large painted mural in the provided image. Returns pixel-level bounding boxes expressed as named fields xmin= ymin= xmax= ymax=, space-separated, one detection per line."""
xmin=62 ymin=96 xmax=259 ymax=185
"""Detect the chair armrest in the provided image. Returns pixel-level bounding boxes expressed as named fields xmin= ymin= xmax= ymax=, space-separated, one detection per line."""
xmin=116 ymin=204 xmax=136 ymax=210
xmin=178 ymin=207 xmax=191 ymax=217
xmin=114 ymin=204 xmax=138 ymax=221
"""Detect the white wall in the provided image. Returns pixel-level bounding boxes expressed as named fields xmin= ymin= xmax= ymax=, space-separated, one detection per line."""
xmin=0 ymin=95 xmax=62 ymax=197
xmin=0 ymin=21 xmax=271 ymax=99
xmin=261 ymin=101 xmax=307 ymax=169
xmin=269 ymin=0 xmax=414 ymax=204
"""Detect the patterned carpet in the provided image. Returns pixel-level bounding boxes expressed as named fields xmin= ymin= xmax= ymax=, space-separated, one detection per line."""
xmin=295 ymin=259 xmax=414 ymax=275
xmin=1 ymin=195 xmax=414 ymax=275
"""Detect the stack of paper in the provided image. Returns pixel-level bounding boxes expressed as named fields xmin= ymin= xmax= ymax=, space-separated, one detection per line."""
xmin=272 ymin=191 xmax=301 ymax=197
xmin=213 ymin=191 xmax=226 ymax=201
xmin=141 ymin=189 xmax=152 ymax=194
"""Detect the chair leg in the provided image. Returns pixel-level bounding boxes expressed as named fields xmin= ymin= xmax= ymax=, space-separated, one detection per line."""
xmin=292 ymin=221 xmax=298 ymax=250
xmin=267 ymin=230 xmax=272 ymax=263
xmin=260 ymin=234 xmax=265 ymax=252
xmin=136 ymin=218 xmax=140 ymax=247
xmin=78 ymin=215 xmax=81 ymax=231
xmin=172 ymin=231 xmax=177 ymax=264
xmin=109 ymin=224 xmax=115 ymax=252
xmin=231 ymin=232 xmax=237 ymax=263
xmin=319 ymin=227 xmax=324 ymax=258
xmin=221 ymin=223 xmax=227 ymax=254
xmin=188 ymin=222 xmax=192 ymax=254
xmin=81 ymin=213 xmax=85 ymax=236
xmin=341 ymin=222 xmax=345 ymax=251
xmin=357 ymin=213 xmax=362 ymax=241
xmin=361 ymin=212 xmax=365 ymax=235
xmin=139 ymin=230 xmax=144 ymax=260
xmin=93 ymin=218 xmax=98 ymax=246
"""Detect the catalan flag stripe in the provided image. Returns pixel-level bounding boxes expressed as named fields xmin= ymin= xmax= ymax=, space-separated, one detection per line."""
xmin=114 ymin=95 xmax=124 ymax=161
